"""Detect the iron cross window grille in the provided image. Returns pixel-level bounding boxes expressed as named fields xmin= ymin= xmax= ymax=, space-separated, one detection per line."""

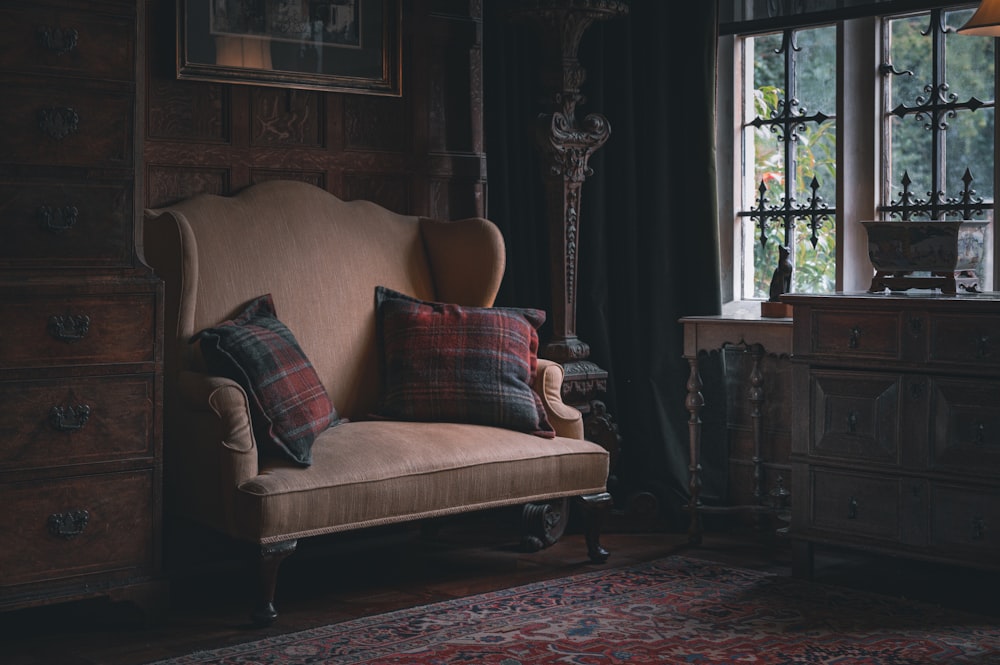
xmin=880 ymin=8 xmax=993 ymax=221
xmin=742 ymin=28 xmax=837 ymax=256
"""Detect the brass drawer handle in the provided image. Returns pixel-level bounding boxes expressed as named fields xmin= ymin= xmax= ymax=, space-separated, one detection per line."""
xmin=847 ymin=496 xmax=858 ymax=519
xmin=49 ymin=404 xmax=91 ymax=432
xmin=38 ymin=205 xmax=79 ymax=233
xmin=48 ymin=510 xmax=89 ymax=539
xmin=37 ymin=107 xmax=79 ymax=140
xmin=37 ymin=26 xmax=79 ymax=55
xmin=47 ymin=314 xmax=90 ymax=342
xmin=848 ymin=326 xmax=862 ymax=349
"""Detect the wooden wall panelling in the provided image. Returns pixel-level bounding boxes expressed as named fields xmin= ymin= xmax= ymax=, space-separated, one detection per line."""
xmin=414 ymin=0 xmax=485 ymax=219
xmin=144 ymin=0 xmax=485 ymax=220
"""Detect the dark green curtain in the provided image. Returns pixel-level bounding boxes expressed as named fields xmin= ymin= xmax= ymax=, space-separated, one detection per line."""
xmin=484 ymin=1 xmax=724 ymax=523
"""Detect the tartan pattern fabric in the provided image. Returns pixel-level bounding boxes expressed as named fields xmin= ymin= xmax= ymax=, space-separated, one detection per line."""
xmin=374 ymin=287 xmax=554 ymax=438
xmin=193 ymin=294 xmax=338 ymax=465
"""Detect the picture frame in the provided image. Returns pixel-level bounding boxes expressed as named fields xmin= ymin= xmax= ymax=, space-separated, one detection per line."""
xmin=177 ymin=0 xmax=401 ymax=96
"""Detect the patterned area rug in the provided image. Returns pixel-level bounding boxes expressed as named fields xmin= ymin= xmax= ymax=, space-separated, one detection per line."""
xmin=146 ymin=555 xmax=1000 ymax=664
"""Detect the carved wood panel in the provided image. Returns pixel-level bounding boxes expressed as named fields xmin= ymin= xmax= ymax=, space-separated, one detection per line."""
xmin=143 ymin=0 xmax=484 ymax=219
xmin=250 ymin=89 xmax=324 ymax=148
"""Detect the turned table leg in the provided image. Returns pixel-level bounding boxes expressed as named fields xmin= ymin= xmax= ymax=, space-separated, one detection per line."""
xmin=748 ymin=343 xmax=766 ymax=530
xmin=685 ymin=355 xmax=704 ymax=545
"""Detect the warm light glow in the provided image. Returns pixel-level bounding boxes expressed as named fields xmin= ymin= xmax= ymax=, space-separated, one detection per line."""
xmin=214 ymin=36 xmax=272 ymax=70
xmin=958 ymin=0 xmax=1000 ymax=36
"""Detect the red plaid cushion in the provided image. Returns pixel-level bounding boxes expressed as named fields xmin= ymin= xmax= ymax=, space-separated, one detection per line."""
xmin=193 ymin=294 xmax=338 ymax=465
xmin=374 ymin=286 xmax=554 ymax=438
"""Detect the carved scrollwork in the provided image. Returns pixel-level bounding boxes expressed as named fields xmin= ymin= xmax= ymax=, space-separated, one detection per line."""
xmin=541 ymin=110 xmax=611 ymax=183
xmin=565 ymin=189 xmax=579 ymax=304
xmin=37 ymin=205 xmax=79 ymax=233
xmin=48 ymin=510 xmax=89 ymax=539
xmin=37 ymin=26 xmax=79 ymax=55
xmin=584 ymin=399 xmax=621 ymax=471
xmin=47 ymin=314 xmax=90 ymax=343
xmin=542 ymin=336 xmax=591 ymax=363
xmin=37 ymin=107 xmax=80 ymax=140
xmin=49 ymin=404 xmax=91 ymax=432
xmin=521 ymin=498 xmax=568 ymax=551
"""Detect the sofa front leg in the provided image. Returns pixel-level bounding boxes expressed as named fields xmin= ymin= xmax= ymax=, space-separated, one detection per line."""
xmin=575 ymin=492 xmax=612 ymax=563
xmin=251 ymin=539 xmax=297 ymax=626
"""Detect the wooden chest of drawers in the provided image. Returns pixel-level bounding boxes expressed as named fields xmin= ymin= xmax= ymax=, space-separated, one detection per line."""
xmin=0 ymin=0 xmax=164 ymax=614
xmin=785 ymin=292 xmax=1000 ymax=576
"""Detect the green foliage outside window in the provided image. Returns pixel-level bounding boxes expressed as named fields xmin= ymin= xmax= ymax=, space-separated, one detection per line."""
xmin=747 ymin=26 xmax=837 ymax=298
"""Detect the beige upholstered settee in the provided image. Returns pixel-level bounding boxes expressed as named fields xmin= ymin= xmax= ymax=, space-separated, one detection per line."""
xmin=142 ymin=180 xmax=611 ymax=624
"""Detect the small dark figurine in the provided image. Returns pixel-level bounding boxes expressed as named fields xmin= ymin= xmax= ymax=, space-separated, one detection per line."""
xmin=768 ymin=245 xmax=793 ymax=302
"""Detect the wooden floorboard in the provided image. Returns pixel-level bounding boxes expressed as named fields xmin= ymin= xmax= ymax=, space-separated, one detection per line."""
xmin=4 ymin=517 xmax=999 ymax=665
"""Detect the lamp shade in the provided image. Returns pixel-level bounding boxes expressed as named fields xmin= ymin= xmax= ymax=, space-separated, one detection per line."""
xmin=959 ymin=0 xmax=1000 ymax=36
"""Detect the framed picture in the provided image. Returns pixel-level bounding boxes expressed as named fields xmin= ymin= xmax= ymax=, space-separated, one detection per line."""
xmin=178 ymin=0 xmax=401 ymax=96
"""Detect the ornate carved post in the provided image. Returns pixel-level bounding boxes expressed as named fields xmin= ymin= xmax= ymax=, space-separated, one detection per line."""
xmin=511 ymin=0 xmax=628 ymax=479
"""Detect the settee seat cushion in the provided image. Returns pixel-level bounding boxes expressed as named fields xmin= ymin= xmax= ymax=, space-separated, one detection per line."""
xmin=234 ymin=420 xmax=609 ymax=543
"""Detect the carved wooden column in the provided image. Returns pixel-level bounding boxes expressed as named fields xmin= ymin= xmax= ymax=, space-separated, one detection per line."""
xmin=511 ymin=0 xmax=628 ymax=480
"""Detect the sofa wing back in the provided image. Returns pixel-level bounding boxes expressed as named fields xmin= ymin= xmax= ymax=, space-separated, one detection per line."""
xmin=142 ymin=180 xmax=505 ymax=420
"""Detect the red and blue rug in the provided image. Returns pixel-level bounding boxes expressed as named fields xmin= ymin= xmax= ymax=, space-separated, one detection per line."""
xmin=147 ymin=555 xmax=999 ymax=664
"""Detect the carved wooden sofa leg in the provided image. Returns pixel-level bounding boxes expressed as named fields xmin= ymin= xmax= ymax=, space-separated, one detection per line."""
xmin=521 ymin=498 xmax=569 ymax=552
xmin=251 ymin=539 xmax=297 ymax=626
xmin=575 ymin=492 xmax=612 ymax=563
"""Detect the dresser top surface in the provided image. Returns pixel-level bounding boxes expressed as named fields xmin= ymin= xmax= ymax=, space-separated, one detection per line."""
xmin=782 ymin=291 xmax=1000 ymax=307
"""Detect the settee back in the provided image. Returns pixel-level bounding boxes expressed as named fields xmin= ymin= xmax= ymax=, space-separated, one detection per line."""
xmin=142 ymin=180 xmax=505 ymax=420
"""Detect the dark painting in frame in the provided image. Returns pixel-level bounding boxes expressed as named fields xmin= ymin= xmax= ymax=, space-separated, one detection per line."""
xmin=178 ymin=0 xmax=400 ymax=96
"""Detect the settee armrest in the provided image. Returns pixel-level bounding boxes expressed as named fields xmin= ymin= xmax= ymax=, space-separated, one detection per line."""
xmin=532 ymin=359 xmax=584 ymax=439
xmin=174 ymin=372 xmax=260 ymax=525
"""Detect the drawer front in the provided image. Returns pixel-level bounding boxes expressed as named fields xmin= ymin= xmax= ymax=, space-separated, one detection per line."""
xmin=810 ymin=469 xmax=902 ymax=540
xmin=810 ymin=310 xmax=900 ymax=359
xmin=929 ymin=484 xmax=1000 ymax=559
xmin=0 ymin=86 xmax=132 ymax=169
xmin=0 ymin=294 xmax=155 ymax=368
xmin=0 ymin=375 xmax=154 ymax=471
xmin=0 ymin=180 xmax=132 ymax=268
xmin=0 ymin=8 xmax=134 ymax=82
xmin=810 ymin=370 xmax=901 ymax=464
xmin=930 ymin=377 xmax=1000 ymax=474
xmin=928 ymin=313 xmax=1000 ymax=370
xmin=0 ymin=470 xmax=153 ymax=587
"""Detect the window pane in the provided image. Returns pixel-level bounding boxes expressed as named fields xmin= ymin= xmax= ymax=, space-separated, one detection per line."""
xmin=889 ymin=114 xmax=933 ymax=217
xmin=795 ymin=27 xmax=836 ymax=122
xmin=795 ymin=119 xmax=837 ymax=205
xmin=947 ymin=108 xmax=995 ymax=207
xmin=750 ymin=33 xmax=785 ymax=199
xmin=946 ymin=9 xmax=992 ymax=105
xmin=882 ymin=8 xmax=994 ymax=291
xmin=743 ymin=26 xmax=837 ymax=298
xmin=793 ymin=216 xmax=837 ymax=293
xmin=751 ymin=220 xmax=785 ymax=298
xmin=888 ymin=15 xmax=931 ymax=113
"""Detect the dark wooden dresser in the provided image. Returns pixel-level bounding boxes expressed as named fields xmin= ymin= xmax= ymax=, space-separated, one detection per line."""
xmin=0 ymin=0 xmax=164 ymax=613
xmin=784 ymin=292 xmax=1000 ymax=577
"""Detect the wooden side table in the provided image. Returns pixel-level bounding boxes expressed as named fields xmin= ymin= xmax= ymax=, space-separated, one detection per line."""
xmin=680 ymin=310 xmax=793 ymax=544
